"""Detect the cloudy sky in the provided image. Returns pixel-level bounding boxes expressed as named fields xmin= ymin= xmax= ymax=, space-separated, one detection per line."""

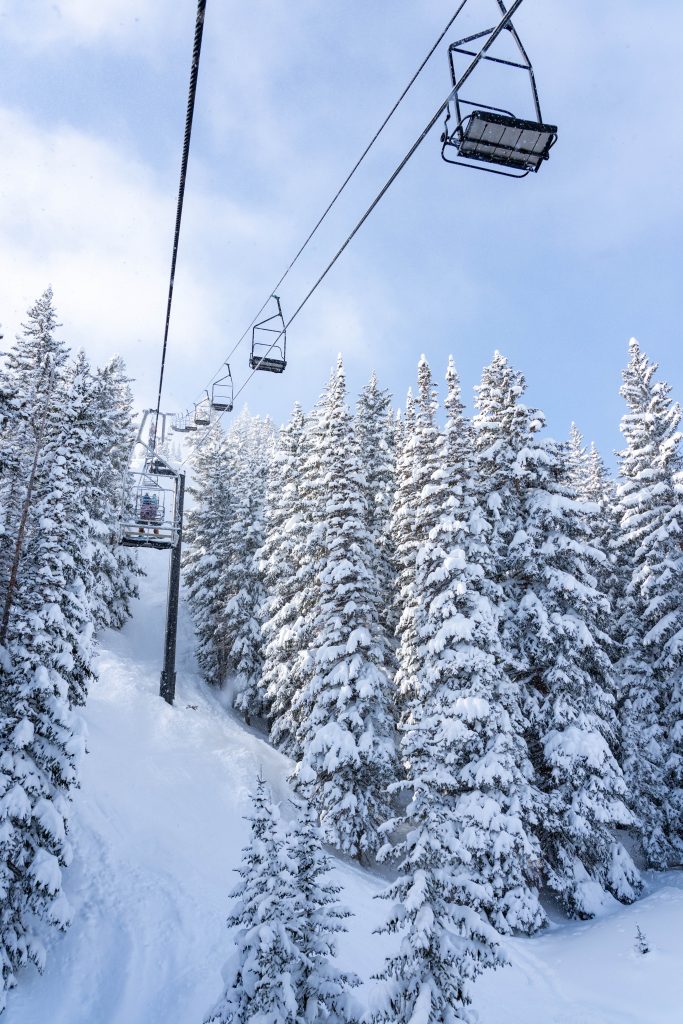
xmin=0 ymin=0 xmax=681 ymax=460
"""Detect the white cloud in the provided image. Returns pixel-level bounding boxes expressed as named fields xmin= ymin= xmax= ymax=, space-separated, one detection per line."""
xmin=0 ymin=106 xmax=280 ymax=410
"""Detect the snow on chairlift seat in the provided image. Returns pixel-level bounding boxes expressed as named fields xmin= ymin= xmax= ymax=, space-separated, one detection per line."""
xmin=148 ymin=456 xmax=177 ymax=478
xmin=458 ymin=110 xmax=557 ymax=172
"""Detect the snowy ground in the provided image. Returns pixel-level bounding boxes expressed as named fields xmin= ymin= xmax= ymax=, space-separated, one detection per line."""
xmin=6 ymin=549 xmax=683 ymax=1023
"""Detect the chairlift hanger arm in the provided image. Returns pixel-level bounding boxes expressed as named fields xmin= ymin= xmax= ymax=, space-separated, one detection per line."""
xmin=496 ymin=0 xmax=542 ymax=120
xmin=449 ymin=0 xmax=543 ymax=128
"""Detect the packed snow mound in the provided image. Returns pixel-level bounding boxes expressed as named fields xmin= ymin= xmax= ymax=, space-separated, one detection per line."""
xmin=5 ymin=551 xmax=683 ymax=1023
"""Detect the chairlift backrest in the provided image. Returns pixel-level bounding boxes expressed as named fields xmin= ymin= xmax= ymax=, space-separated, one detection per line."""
xmin=250 ymin=295 xmax=287 ymax=373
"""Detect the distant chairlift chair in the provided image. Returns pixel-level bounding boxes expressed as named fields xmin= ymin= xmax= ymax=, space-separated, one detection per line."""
xmin=193 ymin=394 xmax=211 ymax=426
xmin=441 ymin=0 xmax=557 ymax=177
xmin=147 ymin=453 xmax=177 ymax=478
xmin=249 ymin=295 xmax=287 ymax=373
xmin=211 ymin=365 xmax=234 ymax=412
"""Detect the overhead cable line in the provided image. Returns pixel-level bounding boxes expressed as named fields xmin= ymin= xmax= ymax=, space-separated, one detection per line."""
xmin=180 ymin=0 xmax=527 ymax=467
xmin=151 ymin=0 xmax=207 ymax=451
xmin=192 ymin=0 xmax=473 ymax=406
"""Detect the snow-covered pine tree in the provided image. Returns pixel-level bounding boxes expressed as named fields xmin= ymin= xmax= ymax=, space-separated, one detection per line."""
xmin=36 ymin=350 xmax=99 ymax=707
xmin=285 ymin=774 xmax=359 ymax=1023
xmin=410 ymin=355 xmax=545 ymax=936
xmin=476 ymin=355 xmax=640 ymax=916
xmin=258 ymin=403 xmax=309 ymax=746
xmin=374 ymin=594 xmax=507 ymax=1024
xmin=0 ymin=289 xmax=69 ymax=606
xmin=0 ymin=298 xmax=95 ymax=709
xmin=204 ymin=778 xmax=301 ymax=1024
xmin=0 ymin=631 xmax=81 ymax=1012
xmin=567 ymin=422 xmax=591 ymax=497
xmin=228 ymin=412 xmax=274 ymax=721
xmin=290 ymin=357 xmax=396 ymax=860
xmin=355 ymin=372 xmax=398 ymax=665
xmin=566 ymin=425 xmax=619 ymax=636
xmin=87 ymin=356 xmax=141 ymax=631
xmin=374 ymin=354 xmax=541 ymax=1024
xmin=267 ymin=395 xmax=328 ymax=759
xmin=185 ymin=411 xmax=274 ymax=711
xmin=393 ymin=359 xmax=446 ymax=712
xmin=373 ymin=802 xmax=505 ymax=1024
xmin=205 ymin=778 xmax=358 ymax=1024
xmin=614 ymin=338 xmax=683 ymax=867
xmin=184 ymin=421 xmax=234 ymax=685
xmin=0 ymin=291 xmax=89 ymax=1009
xmin=389 ymin=390 xmax=418 ymax=712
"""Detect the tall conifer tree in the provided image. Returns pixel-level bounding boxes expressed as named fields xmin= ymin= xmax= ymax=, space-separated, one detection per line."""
xmin=614 ymin=339 xmax=683 ymax=867
xmin=290 ymin=358 xmax=396 ymax=859
xmin=474 ymin=354 xmax=640 ymax=916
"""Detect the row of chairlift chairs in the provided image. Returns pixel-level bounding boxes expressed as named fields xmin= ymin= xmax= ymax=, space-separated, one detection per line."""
xmin=171 ymin=294 xmax=287 ymax=434
xmin=123 ymin=297 xmax=288 ymax=550
xmin=173 ymin=7 xmax=558 ymax=433
xmin=121 ymin=5 xmax=557 ymax=552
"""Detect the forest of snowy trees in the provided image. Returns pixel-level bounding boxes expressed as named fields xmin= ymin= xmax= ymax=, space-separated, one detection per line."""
xmin=0 ymin=290 xmax=680 ymax=1022
xmin=186 ymin=344 xmax=683 ymax=1023
xmin=0 ymin=290 xmax=138 ymax=1011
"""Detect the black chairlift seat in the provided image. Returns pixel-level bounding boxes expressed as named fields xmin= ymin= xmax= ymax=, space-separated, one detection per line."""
xmin=456 ymin=110 xmax=557 ymax=173
xmin=249 ymin=351 xmax=287 ymax=374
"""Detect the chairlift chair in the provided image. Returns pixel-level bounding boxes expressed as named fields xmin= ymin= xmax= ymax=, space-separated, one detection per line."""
xmin=193 ymin=394 xmax=211 ymax=426
xmin=171 ymin=413 xmax=189 ymax=433
xmin=147 ymin=454 xmax=177 ymax=478
xmin=250 ymin=295 xmax=287 ymax=373
xmin=120 ymin=476 xmax=179 ymax=550
xmin=441 ymin=1 xmax=557 ymax=177
xmin=184 ymin=409 xmax=199 ymax=431
xmin=211 ymin=365 xmax=234 ymax=412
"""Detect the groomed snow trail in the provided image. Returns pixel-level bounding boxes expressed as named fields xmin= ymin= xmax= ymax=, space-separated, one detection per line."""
xmin=6 ymin=550 xmax=683 ymax=1023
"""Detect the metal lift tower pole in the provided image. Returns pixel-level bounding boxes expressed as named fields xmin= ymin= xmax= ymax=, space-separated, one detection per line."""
xmin=160 ymin=472 xmax=186 ymax=705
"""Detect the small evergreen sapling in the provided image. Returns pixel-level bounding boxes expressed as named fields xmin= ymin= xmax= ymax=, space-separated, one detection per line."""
xmin=634 ymin=924 xmax=650 ymax=956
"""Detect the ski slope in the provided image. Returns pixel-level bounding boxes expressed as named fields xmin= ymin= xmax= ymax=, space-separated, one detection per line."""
xmin=5 ymin=549 xmax=683 ymax=1024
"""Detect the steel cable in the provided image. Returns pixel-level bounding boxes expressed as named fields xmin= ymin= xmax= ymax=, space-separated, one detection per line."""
xmin=151 ymin=0 xmax=207 ymax=450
